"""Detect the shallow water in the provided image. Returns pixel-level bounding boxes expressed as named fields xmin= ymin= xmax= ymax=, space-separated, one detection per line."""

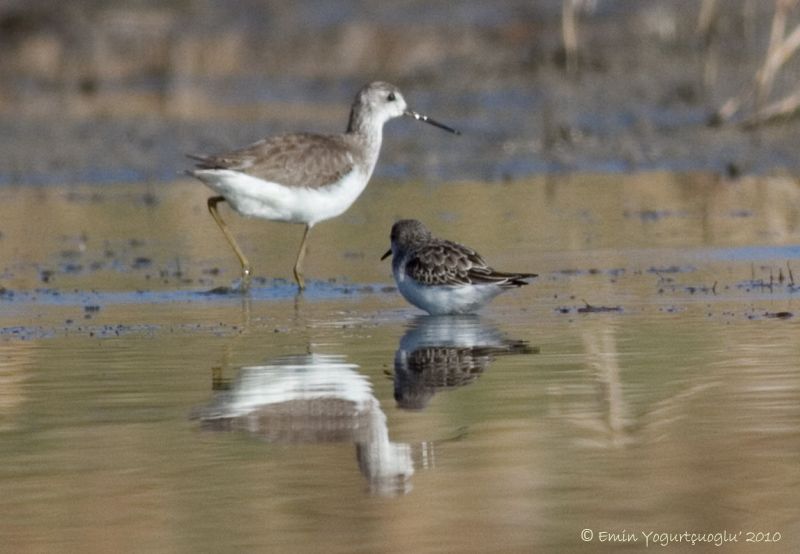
xmin=2 ymin=173 xmax=800 ymax=552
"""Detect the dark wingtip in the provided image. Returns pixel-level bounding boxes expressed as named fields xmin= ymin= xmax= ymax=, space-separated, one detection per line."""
xmin=509 ymin=273 xmax=538 ymax=287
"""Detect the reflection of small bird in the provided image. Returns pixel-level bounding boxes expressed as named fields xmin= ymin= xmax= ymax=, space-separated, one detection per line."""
xmin=395 ymin=345 xmax=488 ymax=410
xmin=382 ymin=220 xmax=537 ymax=315
xmin=187 ymin=82 xmax=459 ymax=291
xmin=393 ymin=315 xmax=537 ymax=410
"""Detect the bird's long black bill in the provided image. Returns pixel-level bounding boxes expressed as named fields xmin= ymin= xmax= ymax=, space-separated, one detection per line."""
xmin=380 ymin=249 xmax=392 ymax=261
xmin=405 ymin=110 xmax=461 ymax=135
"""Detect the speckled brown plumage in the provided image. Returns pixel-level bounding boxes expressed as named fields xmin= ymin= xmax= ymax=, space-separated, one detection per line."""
xmin=388 ymin=219 xmax=536 ymax=287
xmin=404 ymin=238 xmax=535 ymax=286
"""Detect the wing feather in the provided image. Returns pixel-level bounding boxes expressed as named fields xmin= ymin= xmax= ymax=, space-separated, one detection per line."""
xmin=405 ymin=239 xmax=536 ymax=287
xmin=188 ymin=133 xmax=356 ymax=189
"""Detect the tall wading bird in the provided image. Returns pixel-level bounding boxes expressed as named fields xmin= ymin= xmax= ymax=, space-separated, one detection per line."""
xmin=186 ymin=82 xmax=459 ymax=291
xmin=382 ymin=219 xmax=537 ymax=315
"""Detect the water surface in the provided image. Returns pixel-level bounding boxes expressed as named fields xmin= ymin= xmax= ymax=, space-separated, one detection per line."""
xmin=1 ymin=173 xmax=799 ymax=552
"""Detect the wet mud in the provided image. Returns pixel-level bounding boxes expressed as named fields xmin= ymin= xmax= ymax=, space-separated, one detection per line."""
xmin=2 ymin=173 xmax=798 ymax=338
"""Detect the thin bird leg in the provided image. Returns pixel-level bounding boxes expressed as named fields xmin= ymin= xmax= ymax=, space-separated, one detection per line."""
xmin=207 ymin=196 xmax=252 ymax=290
xmin=293 ymin=224 xmax=312 ymax=290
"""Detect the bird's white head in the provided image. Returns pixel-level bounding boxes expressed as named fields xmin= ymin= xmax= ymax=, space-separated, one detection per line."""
xmin=348 ymin=81 xmax=460 ymax=136
xmin=348 ymin=81 xmax=408 ymax=133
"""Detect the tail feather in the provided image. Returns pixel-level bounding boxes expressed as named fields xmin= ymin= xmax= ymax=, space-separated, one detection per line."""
xmin=468 ymin=269 xmax=537 ymax=287
xmin=502 ymin=272 xmax=537 ymax=288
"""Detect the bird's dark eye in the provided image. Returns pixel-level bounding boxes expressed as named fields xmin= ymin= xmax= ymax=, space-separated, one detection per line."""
xmin=387 ymin=92 xmax=396 ymax=102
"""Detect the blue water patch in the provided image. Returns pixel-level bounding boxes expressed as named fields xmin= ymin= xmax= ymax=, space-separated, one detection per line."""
xmin=0 ymin=280 xmax=394 ymax=307
xmin=0 ymin=168 xmax=149 ymax=187
xmin=699 ymin=245 xmax=800 ymax=262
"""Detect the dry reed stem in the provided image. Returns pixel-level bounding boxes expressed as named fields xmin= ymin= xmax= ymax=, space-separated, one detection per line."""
xmin=742 ymin=85 xmax=800 ymax=127
xmin=562 ymin=0 xmax=579 ymax=76
xmin=756 ymin=1 xmax=800 ymax=109
xmin=712 ymin=0 xmax=800 ymax=126
xmin=696 ymin=0 xmax=719 ymax=41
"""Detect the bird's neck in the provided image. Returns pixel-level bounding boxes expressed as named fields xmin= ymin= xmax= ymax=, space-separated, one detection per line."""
xmin=346 ymin=110 xmax=384 ymax=172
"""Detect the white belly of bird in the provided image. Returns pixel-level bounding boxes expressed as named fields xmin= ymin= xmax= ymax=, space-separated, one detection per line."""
xmin=195 ymin=168 xmax=370 ymax=225
xmin=395 ymin=271 xmax=506 ymax=315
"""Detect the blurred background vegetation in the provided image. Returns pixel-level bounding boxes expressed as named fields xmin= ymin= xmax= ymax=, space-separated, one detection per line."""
xmin=1 ymin=0 xmax=800 ymax=183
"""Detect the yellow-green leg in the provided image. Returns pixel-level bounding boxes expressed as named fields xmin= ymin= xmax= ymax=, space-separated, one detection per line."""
xmin=293 ymin=224 xmax=312 ymax=291
xmin=207 ymin=196 xmax=252 ymax=291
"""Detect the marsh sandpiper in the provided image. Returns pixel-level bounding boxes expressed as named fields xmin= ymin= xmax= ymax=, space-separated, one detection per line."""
xmin=381 ymin=219 xmax=537 ymax=315
xmin=187 ymin=81 xmax=459 ymax=291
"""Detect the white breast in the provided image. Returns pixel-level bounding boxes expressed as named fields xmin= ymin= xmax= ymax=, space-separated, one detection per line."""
xmin=194 ymin=168 xmax=371 ymax=225
xmin=393 ymin=266 xmax=506 ymax=315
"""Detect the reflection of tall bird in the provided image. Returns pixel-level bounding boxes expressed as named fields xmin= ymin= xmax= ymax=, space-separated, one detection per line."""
xmin=393 ymin=315 xmax=537 ymax=410
xmin=193 ymin=354 xmax=413 ymax=496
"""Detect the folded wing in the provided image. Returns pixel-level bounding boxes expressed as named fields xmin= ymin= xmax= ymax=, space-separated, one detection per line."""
xmin=188 ymin=133 xmax=355 ymax=189
xmin=405 ymin=240 xmax=537 ymax=287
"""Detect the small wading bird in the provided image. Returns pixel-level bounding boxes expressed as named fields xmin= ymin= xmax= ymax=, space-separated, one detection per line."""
xmin=187 ymin=81 xmax=459 ymax=291
xmin=382 ymin=219 xmax=537 ymax=315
